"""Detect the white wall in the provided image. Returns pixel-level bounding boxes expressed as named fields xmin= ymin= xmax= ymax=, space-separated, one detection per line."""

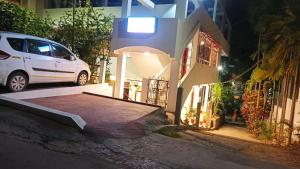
xmin=44 ymin=7 xmax=122 ymax=21
xmin=273 ymin=88 xmax=300 ymax=127
xmin=131 ymin=4 xmax=176 ymax=18
xmin=272 ymin=88 xmax=300 ymax=142
xmin=43 ymin=4 xmax=176 ymax=21
xmin=174 ymin=4 xmax=229 ymax=59
xmin=111 ymin=18 xmax=178 ymax=57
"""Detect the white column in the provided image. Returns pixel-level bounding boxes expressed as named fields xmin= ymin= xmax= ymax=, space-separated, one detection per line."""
xmin=167 ymin=59 xmax=180 ymax=112
xmin=192 ymin=85 xmax=200 ymax=109
xmin=203 ymin=85 xmax=210 ymax=112
xmin=175 ymin=0 xmax=188 ymax=19
xmin=141 ymin=78 xmax=149 ymax=103
xmin=122 ymin=0 xmax=132 ymax=18
xmin=114 ymin=53 xmax=127 ymax=98
xmin=99 ymin=60 xmax=107 ymax=84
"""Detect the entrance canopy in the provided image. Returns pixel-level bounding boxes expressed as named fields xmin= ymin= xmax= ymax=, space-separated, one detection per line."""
xmin=112 ymin=46 xmax=173 ymax=82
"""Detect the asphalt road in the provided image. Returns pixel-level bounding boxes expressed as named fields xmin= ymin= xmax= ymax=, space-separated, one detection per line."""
xmin=0 ymin=135 xmax=122 ymax=169
xmin=0 ymin=95 xmax=299 ymax=169
xmin=0 ymin=105 xmax=125 ymax=169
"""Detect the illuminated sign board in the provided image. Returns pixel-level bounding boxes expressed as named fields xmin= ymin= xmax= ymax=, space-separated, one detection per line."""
xmin=127 ymin=17 xmax=156 ymax=34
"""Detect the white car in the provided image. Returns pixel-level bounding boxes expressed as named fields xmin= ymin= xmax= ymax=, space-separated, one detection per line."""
xmin=0 ymin=32 xmax=91 ymax=92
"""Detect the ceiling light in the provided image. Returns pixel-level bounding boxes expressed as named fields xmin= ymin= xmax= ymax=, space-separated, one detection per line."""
xmin=144 ymin=52 xmax=150 ymax=56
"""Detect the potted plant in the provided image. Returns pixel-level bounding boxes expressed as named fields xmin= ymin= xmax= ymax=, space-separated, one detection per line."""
xmin=184 ymin=112 xmax=190 ymax=124
xmin=211 ymin=82 xmax=224 ymax=129
xmin=185 ymin=109 xmax=196 ymax=125
xmin=211 ymin=111 xmax=223 ymax=129
xmin=200 ymin=111 xmax=208 ymax=128
xmin=189 ymin=109 xmax=196 ymax=125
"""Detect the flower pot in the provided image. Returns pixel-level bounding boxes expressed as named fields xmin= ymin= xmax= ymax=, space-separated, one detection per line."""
xmin=212 ymin=116 xmax=221 ymax=129
xmin=232 ymin=111 xmax=238 ymax=122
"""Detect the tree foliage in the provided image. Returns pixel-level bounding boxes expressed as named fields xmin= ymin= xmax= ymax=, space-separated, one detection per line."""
xmin=250 ymin=0 xmax=300 ymax=81
xmin=212 ymin=82 xmax=224 ymax=116
xmin=53 ymin=1 xmax=114 ymax=75
xmin=0 ymin=1 xmax=53 ymax=38
xmin=245 ymin=0 xmax=300 ymax=144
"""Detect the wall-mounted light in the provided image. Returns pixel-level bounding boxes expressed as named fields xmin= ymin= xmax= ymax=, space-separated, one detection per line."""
xmin=217 ymin=65 xmax=223 ymax=71
xmin=200 ymin=41 xmax=205 ymax=45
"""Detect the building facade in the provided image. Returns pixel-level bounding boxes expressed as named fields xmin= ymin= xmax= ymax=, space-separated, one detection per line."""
xmin=109 ymin=0 xmax=230 ymax=127
xmin=11 ymin=0 xmax=231 ymax=126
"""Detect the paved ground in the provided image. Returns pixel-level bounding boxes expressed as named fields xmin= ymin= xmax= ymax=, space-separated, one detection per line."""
xmin=179 ymin=130 xmax=300 ymax=168
xmin=0 ymin=135 xmax=122 ymax=169
xmin=0 ymin=104 xmax=299 ymax=169
xmin=205 ymin=124 xmax=263 ymax=143
xmin=0 ymin=82 xmax=76 ymax=94
xmin=25 ymin=94 xmax=159 ymax=138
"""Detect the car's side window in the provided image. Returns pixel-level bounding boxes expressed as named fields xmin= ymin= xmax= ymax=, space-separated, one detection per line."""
xmin=27 ymin=39 xmax=51 ymax=56
xmin=52 ymin=44 xmax=73 ymax=61
xmin=7 ymin=38 xmax=24 ymax=52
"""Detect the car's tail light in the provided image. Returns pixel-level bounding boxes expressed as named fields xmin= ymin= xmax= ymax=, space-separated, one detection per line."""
xmin=0 ymin=50 xmax=11 ymax=60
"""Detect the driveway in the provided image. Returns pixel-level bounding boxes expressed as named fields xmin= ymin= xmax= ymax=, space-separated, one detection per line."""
xmin=0 ymin=82 xmax=76 ymax=94
xmin=25 ymin=93 xmax=160 ymax=138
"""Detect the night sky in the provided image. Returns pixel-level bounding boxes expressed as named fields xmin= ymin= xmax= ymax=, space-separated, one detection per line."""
xmin=223 ymin=0 xmax=257 ymax=81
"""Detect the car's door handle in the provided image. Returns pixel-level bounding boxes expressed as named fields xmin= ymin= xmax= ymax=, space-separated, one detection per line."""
xmin=25 ymin=57 xmax=31 ymax=60
xmin=56 ymin=61 xmax=61 ymax=63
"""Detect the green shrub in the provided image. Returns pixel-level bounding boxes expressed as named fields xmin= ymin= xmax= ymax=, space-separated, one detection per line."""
xmin=258 ymin=120 xmax=273 ymax=141
xmin=154 ymin=126 xmax=181 ymax=138
xmin=53 ymin=1 xmax=113 ymax=75
xmin=0 ymin=1 xmax=53 ymax=38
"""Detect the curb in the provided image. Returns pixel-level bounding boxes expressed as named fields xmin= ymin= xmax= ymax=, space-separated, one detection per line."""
xmin=0 ymin=96 xmax=86 ymax=130
xmin=83 ymin=92 xmax=163 ymax=109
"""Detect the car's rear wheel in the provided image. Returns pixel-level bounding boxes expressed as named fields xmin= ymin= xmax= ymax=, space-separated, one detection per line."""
xmin=7 ymin=72 xmax=28 ymax=92
xmin=77 ymin=71 xmax=88 ymax=86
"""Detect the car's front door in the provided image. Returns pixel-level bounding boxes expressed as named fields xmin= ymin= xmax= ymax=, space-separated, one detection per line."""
xmin=51 ymin=44 xmax=77 ymax=82
xmin=23 ymin=39 xmax=57 ymax=83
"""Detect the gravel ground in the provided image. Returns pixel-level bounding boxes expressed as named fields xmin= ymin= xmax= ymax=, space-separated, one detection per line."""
xmin=0 ymin=105 xmax=299 ymax=169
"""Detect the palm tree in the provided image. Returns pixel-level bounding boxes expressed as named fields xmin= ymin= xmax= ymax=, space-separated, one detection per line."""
xmin=249 ymin=0 xmax=300 ymax=144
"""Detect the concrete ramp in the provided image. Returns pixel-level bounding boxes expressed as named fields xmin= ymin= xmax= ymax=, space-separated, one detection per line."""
xmin=0 ymin=96 xmax=86 ymax=130
xmin=25 ymin=93 xmax=163 ymax=138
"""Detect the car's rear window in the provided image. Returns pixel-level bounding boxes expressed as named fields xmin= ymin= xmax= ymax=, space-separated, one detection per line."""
xmin=7 ymin=38 xmax=24 ymax=52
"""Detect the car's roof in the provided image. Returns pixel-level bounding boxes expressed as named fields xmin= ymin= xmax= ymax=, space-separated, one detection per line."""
xmin=0 ymin=31 xmax=59 ymax=45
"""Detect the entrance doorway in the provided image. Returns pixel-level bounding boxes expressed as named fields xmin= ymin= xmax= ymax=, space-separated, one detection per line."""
xmin=146 ymin=79 xmax=169 ymax=109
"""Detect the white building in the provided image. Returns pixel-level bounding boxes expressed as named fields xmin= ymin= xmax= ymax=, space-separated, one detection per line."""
xmin=12 ymin=0 xmax=231 ymax=126
xmin=110 ymin=0 xmax=230 ymax=126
